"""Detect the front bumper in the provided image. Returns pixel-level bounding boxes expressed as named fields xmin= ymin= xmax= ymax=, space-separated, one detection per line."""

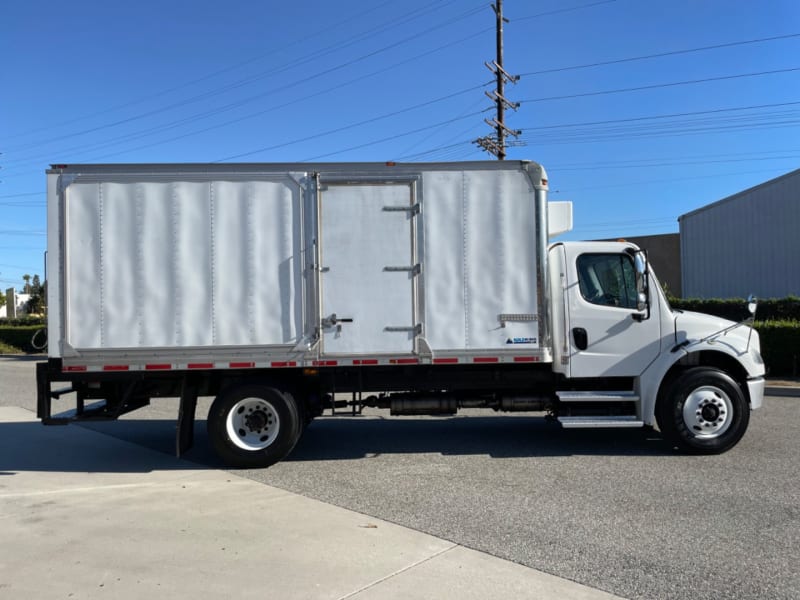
xmin=747 ymin=377 xmax=765 ymax=410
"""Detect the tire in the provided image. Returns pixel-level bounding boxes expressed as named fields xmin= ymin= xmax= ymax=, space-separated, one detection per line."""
xmin=207 ymin=384 xmax=302 ymax=468
xmin=656 ymin=367 xmax=750 ymax=454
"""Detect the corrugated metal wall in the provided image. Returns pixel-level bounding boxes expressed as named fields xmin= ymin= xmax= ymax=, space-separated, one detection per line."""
xmin=680 ymin=169 xmax=800 ymax=299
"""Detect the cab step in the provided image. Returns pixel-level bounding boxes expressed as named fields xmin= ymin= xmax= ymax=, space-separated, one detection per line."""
xmin=558 ymin=416 xmax=643 ymax=429
xmin=556 ymin=391 xmax=639 ymax=403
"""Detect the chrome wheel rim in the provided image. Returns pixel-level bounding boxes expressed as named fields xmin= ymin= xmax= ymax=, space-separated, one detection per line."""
xmin=682 ymin=385 xmax=733 ymax=438
xmin=226 ymin=397 xmax=280 ymax=450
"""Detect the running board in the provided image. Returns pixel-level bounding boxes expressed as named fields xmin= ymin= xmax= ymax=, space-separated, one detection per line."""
xmin=558 ymin=416 xmax=643 ymax=429
xmin=557 ymin=391 xmax=639 ymax=403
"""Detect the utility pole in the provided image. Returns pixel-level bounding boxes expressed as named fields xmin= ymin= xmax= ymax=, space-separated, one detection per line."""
xmin=474 ymin=0 xmax=520 ymax=159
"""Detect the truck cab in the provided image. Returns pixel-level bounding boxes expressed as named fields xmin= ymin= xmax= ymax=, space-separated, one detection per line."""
xmin=548 ymin=239 xmax=765 ymax=454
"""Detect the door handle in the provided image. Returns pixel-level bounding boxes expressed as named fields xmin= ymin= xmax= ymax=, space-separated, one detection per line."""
xmin=322 ymin=313 xmax=354 ymax=328
xmin=572 ymin=327 xmax=588 ymax=351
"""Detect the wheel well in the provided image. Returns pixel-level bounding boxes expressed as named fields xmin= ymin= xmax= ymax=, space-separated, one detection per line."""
xmin=659 ymin=350 xmax=751 ymax=405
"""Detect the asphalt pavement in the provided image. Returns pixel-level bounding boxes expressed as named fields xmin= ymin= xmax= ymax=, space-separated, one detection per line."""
xmin=1 ymin=356 xmax=798 ymax=599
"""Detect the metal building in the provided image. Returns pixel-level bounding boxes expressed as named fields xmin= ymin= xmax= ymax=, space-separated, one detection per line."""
xmin=679 ymin=168 xmax=800 ymax=299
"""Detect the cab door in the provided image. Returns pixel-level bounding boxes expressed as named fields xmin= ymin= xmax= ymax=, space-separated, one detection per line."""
xmin=563 ymin=247 xmax=661 ymax=378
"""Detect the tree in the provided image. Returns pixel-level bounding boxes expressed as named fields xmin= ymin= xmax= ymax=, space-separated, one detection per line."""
xmin=22 ymin=274 xmax=31 ymax=294
xmin=25 ymin=274 xmax=46 ymax=315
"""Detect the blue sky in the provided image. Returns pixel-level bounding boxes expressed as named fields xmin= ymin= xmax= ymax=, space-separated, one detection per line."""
xmin=1 ymin=0 xmax=798 ymax=292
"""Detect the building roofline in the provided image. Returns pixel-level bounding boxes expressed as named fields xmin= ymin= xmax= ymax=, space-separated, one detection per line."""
xmin=678 ymin=167 xmax=800 ymax=221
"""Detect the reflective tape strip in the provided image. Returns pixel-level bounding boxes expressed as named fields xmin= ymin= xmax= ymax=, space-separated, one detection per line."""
xmin=188 ymin=363 xmax=214 ymax=369
xmin=63 ymin=365 xmax=87 ymax=372
xmin=513 ymin=356 xmax=539 ymax=363
xmin=145 ymin=364 xmax=172 ymax=370
xmin=433 ymin=358 xmax=459 ymax=364
xmin=473 ymin=357 xmax=499 ymax=363
xmin=353 ymin=359 xmax=379 ymax=365
xmin=229 ymin=362 xmax=255 ymax=369
xmin=391 ymin=358 xmax=419 ymax=365
xmin=103 ymin=365 xmax=129 ymax=371
xmin=313 ymin=360 xmax=338 ymax=367
xmin=271 ymin=361 xmax=297 ymax=368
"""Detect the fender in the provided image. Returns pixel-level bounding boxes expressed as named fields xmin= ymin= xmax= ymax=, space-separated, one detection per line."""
xmin=638 ymin=336 xmax=765 ymax=425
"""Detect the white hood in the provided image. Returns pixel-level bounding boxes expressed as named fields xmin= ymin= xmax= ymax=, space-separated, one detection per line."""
xmin=673 ymin=310 xmax=760 ymax=356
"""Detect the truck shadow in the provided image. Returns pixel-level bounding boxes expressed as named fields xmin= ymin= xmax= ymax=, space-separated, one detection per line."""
xmin=83 ymin=413 xmax=674 ymax=467
xmin=283 ymin=415 xmax=672 ymax=462
xmin=0 ymin=420 xmax=212 ymax=474
xmin=0 ymin=415 xmax=674 ymax=475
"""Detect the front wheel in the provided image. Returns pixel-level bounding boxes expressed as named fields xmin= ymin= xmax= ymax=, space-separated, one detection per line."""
xmin=656 ymin=367 xmax=750 ymax=454
xmin=208 ymin=384 xmax=302 ymax=468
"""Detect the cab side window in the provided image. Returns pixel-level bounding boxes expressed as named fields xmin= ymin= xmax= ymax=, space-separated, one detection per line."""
xmin=577 ymin=253 xmax=638 ymax=309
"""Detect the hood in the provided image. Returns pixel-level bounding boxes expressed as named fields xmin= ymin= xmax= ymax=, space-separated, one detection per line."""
xmin=673 ymin=310 xmax=759 ymax=354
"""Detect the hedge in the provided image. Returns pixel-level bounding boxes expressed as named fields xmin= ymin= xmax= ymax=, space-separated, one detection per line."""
xmin=0 ymin=325 xmax=43 ymax=353
xmin=670 ymin=296 xmax=800 ymax=322
xmin=0 ymin=316 xmax=46 ymax=327
xmin=754 ymin=320 xmax=800 ymax=378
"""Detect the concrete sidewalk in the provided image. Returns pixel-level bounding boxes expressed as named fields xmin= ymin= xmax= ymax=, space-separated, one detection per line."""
xmin=0 ymin=407 xmax=621 ymax=600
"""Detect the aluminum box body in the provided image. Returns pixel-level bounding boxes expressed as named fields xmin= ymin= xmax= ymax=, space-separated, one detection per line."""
xmin=46 ymin=161 xmax=551 ymax=370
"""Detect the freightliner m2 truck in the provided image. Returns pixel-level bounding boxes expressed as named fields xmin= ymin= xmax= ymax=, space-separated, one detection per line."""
xmin=37 ymin=161 xmax=765 ymax=467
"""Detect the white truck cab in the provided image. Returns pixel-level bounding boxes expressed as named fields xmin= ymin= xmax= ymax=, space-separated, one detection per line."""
xmin=550 ymin=239 xmax=765 ymax=453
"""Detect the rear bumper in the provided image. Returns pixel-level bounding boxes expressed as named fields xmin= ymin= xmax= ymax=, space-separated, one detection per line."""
xmin=747 ymin=377 xmax=765 ymax=410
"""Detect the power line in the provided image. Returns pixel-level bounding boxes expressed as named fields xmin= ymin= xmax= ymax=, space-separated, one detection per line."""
xmin=552 ymin=155 xmax=800 ymax=170
xmin=0 ymin=192 xmax=44 ymax=199
xmin=300 ymin=112 xmax=488 ymax=161
xmin=517 ymin=113 xmax=800 ymax=145
xmin=2 ymin=1 xmax=467 ymax=147
xmin=552 ymin=168 xmax=793 ymax=193
xmin=0 ymin=230 xmax=46 ymax=236
xmin=519 ymin=66 xmax=800 ymax=104
xmin=519 ymin=32 xmax=800 ymax=77
xmin=215 ymin=87 xmax=489 ymax=161
xmin=3 ymin=2 xmax=487 ymax=155
xmin=1 ymin=27 xmax=494 ymax=172
xmin=515 ymin=0 xmax=618 ymax=22
xmin=519 ymin=101 xmax=800 ymax=131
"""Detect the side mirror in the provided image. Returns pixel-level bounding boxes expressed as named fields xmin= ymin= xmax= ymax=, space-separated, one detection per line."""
xmin=747 ymin=294 xmax=758 ymax=317
xmin=632 ymin=250 xmax=650 ymax=320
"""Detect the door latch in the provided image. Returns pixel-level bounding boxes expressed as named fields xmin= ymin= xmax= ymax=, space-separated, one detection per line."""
xmin=322 ymin=313 xmax=354 ymax=329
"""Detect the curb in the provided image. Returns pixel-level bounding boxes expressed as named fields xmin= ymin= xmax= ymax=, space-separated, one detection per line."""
xmin=766 ymin=386 xmax=800 ymax=398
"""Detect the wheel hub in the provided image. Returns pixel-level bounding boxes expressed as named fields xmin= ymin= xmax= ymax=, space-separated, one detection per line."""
xmin=226 ymin=397 xmax=281 ymax=451
xmin=701 ymin=403 xmax=720 ymax=422
xmin=682 ymin=385 xmax=732 ymax=438
xmin=245 ymin=410 xmax=269 ymax=432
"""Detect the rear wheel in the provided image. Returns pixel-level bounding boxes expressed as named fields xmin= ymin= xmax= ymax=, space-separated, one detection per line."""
xmin=656 ymin=367 xmax=750 ymax=454
xmin=208 ymin=384 xmax=302 ymax=468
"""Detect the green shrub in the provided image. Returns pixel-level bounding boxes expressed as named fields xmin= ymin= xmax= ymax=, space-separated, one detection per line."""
xmin=0 ymin=316 xmax=46 ymax=327
xmin=0 ymin=325 xmax=44 ymax=353
xmin=754 ymin=320 xmax=800 ymax=377
xmin=0 ymin=340 xmax=21 ymax=354
xmin=671 ymin=296 xmax=800 ymax=322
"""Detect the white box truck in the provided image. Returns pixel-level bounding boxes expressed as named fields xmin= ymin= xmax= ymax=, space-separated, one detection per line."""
xmin=37 ymin=161 xmax=766 ymax=467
